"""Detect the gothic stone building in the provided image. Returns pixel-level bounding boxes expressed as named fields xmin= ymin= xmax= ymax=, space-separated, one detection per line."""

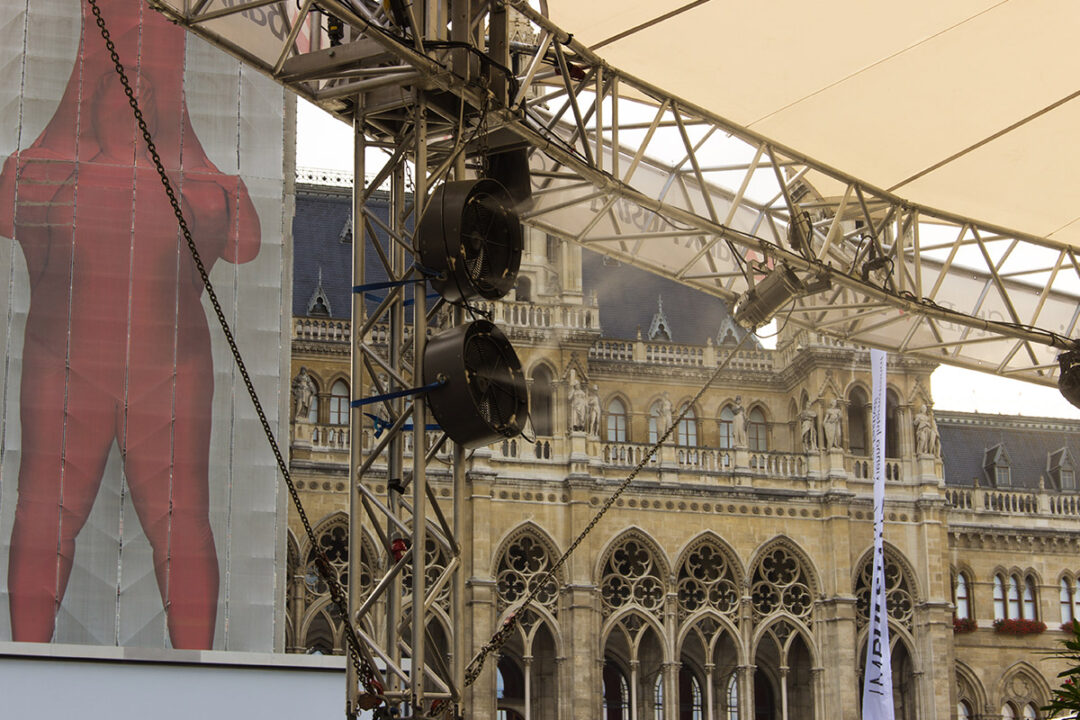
xmin=285 ymin=180 xmax=1080 ymax=720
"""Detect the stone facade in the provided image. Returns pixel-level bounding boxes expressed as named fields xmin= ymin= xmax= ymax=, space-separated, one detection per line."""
xmin=285 ymin=183 xmax=1080 ymax=720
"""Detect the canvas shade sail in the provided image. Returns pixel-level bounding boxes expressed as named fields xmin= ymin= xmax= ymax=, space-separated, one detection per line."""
xmin=150 ymin=0 xmax=1080 ymax=385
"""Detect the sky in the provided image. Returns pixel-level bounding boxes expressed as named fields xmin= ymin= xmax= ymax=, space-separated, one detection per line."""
xmin=296 ymin=100 xmax=1080 ymax=421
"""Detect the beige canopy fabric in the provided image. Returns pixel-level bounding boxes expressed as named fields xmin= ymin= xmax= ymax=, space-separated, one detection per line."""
xmin=546 ymin=0 xmax=1080 ymax=247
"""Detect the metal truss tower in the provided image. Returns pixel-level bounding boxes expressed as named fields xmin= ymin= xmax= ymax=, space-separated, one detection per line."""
xmin=147 ymin=0 xmax=1080 ymax=716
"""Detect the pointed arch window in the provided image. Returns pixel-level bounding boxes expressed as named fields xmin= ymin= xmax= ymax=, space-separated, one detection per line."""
xmin=530 ymin=366 xmax=554 ymax=436
xmin=1022 ymin=575 xmax=1038 ymax=620
xmin=1061 ymin=576 xmax=1080 ymax=625
xmin=957 ymin=701 xmax=972 ymax=720
xmin=726 ymin=674 xmax=739 ymax=720
xmin=718 ymin=406 xmax=734 ymax=449
xmin=1001 ymin=703 xmax=1016 ymax=720
xmin=1022 ymin=704 xmax=1037 ymax=720
xmin=748 ymin=407 xmax=767 ymax=451
xmin=848 ymin=387 xmax=868 ymax=455
xmin=607 ymin=398 xmax=627 ymax=443
xmin=649 ymin=402 xmax=661 ymax=444
xmin=1007 ymin=574 xmax=1021 ymax=619
xmin=677 ymin=405 xmax=698 ymax=447
xmin=679 ymin=669 xmax=704 ymax=720
xmin=885 ymin=390 xmax=900 ymax=457
xmin=954 ymin=572 xmax=971 ymax=620
xmin=993 ymin=574 xmax=1007 ymax=621
xmin=654 ymin=674 xmax=665 ymax=720
xmin=603 ymin=661 xmax=630 ymax=720
xmin=329 ymin=380 xmax=349 ymax=425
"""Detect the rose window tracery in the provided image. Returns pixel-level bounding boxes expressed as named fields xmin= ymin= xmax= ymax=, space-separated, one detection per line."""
xmin=403 ymin=535 xmax=451 ymax=610
xmin=304 ymin=520 xmax=373 ymax=605
xmin=855 ymin=554 xmax=914 ymax=630
xmin=750 ymin=545 xmax=814 ymax=620
xmin=600 ymin=536 xmax=666 ymax=617
xmin=496 ymin=533 xmax=560 ymax=614
xmin=677 ymin=540 xmax=740 ymax=620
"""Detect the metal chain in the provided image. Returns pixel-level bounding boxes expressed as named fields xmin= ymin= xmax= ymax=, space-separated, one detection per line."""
xmin=85 ymin=0 xmax=384 ymax=706
xmin=463 ymin=329 xmax=754 ymax=686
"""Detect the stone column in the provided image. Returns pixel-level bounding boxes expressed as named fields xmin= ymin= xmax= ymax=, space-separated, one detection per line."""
xmin=779 ymin=665 xmax=789 ymax=720
xmin=524 ymin=655 xmax=533 ymax=720
xmin=630 ymin=659 xmax=641 ymax=720
xmin=737 ymin=664 xmax=755 ymax=720
xmin=705 ymin=662 xmax=716 ymax=720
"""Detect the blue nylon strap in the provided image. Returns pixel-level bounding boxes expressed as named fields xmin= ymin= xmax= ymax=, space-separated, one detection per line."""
xmin=363 ymin=413 xmax=441 ymax=438
xmin=350 ymin=379 xmax=444 ymax=409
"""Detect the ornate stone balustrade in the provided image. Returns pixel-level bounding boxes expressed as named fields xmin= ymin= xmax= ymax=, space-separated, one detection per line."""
xmin=293 ymin=317 xmax=350 ymax=343
xmin=848 ymin=455 xmax=903 ymax=481
xmin=749 ymin=452 xmax=805 ymax=476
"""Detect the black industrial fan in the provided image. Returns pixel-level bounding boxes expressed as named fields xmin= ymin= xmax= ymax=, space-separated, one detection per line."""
xmin=417 ymin=178 xmax=522 ymax=303
xmin=424 ymin=320 xmax=528 ymax=448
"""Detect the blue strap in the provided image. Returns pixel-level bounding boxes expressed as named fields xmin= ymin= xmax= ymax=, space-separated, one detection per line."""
xmin=364 ymin=413 xmax=441 ymax=438
xmin=350 ymin=379 xmax=445 ymax=409
xmin=360 ymin=291 xmax=440 ymax=306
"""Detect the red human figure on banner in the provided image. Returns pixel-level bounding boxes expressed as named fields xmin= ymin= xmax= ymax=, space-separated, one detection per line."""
xmin=0 ymin=0 xmax=261 ymax=649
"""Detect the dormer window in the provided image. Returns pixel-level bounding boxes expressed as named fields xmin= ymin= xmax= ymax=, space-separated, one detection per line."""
xmin=1049 ymin=448 xmax=1077 ymax=491
xmin=984 ymin=444 xmax=1011 ymax=488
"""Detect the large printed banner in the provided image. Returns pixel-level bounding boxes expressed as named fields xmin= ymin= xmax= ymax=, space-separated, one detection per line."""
xmin=0 ymin=0 xmax=288 ymax=651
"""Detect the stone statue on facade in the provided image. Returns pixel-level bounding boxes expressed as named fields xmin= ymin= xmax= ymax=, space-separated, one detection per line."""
xmin=292 ymin=367 xmax=316 ymax=422
xmin=569 ymin=373 xmax=588 ymax=432
xmin=731 ymin=395 xmax=748 ymax=449
xmin=823 ymin=398 xmax=842 ymax=449
xmin=658 ymin=392 xmax=673 ymax=437
xmin=586 ymin=385 xmax=602 ymax=438
xmin=800 ymin=408 xmax=818 ymax=451
xmin=914 ymin=404 xmax=940 ymax=456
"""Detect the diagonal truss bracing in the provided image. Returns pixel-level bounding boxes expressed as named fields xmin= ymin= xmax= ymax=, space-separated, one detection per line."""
xmin=152 ymin=0 xmax=1080 ymax=386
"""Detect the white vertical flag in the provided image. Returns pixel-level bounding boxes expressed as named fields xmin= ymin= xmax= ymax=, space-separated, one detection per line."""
xmin=862 ymin=349 xmax=894 ymax=720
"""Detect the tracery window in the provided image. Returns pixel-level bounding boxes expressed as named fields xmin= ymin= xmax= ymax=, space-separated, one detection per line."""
xmin=855 ymin=552 xmax=915 ymax=631
xmin=726 ymin=674 xmax=739 ymax=720
xmin=750 ymin=544 xmax=814 ymax=620
xmin=607 ymin=398 xmax=627 ymax=443
xmin=328 ymin=379 xmax=349 ymax=425
xmin=600 ymin=535 xmax=666 ymax=617
xmin=403 ymin=534 xmax=451 ymax=611
xmin=676 ymin=538 xmax=740 ymax=620
xmin=495 ymin=531 xmax=560 ymax=615
xmin=995 ymin=571 xmax=1037 ymax=621
xmin=654 ymin=674 xmax=664 ymax=720
xmin=300 ymin=516 xmax=373 ymax=653
xmin=748 ymin=407 xmax=767 ymax=451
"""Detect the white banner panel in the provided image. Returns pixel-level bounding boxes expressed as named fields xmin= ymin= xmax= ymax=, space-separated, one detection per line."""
xmin=861 ymin=348 xmax=894 ymax=720
xmin=0 ymin=0 xmax=288 ymax=652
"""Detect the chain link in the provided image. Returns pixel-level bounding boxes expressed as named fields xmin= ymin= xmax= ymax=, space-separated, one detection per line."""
xmin=85 ymin=0 xmax=383 ymax=706
xmin=463 ymin=330 xmax=753 ymax=686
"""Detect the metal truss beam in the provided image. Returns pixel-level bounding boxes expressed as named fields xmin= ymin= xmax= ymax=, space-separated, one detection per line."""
xmin=152 ymin=0 xmax=1080 ymax=387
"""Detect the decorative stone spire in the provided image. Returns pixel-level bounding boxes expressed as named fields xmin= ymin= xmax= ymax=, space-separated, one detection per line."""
xmin=648 ymin=295 xmax=672 ymax=341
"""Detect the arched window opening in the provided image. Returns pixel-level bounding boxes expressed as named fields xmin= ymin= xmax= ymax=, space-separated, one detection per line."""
xmin=515 ymin=276 xmax=532 ymax=303
xmin=848 ymin=388 xmax=868 ymax=455
xmin=1022 ymin=575 xmax=1038 ymax=620
xmin=607 ymin=398 xmax=628 ymax=443
xmin=957 ymin=701 xmax=972 ymax=720
xmin=307 ymin=392 xmax=320 ymax=424
xmin=719 ymin=406 xmax=734 ymax=449
xmin=726 ymin=674 xmax=739 ymax=720
xmin=994 ymin=574 xmax=1007 ymax=621
xmin=1001 ymin=702 xmax=1017 ymax=720
xmin=304 ymin=611 xmax=335 ymax=655
xmin=1022 ymin=703 xmax=1038 ymax=720
xmin=649 ymin=402 xmax=662 ymax=444
xmin=677 ymin=405 xmax=698 ymax=447
xmin=748 ymin=407 xmax=767 ymax=451
xmin=1061 ymin=577 xmax=1074 ymax=625
xmin=328 ymin=380 xmax=349 ymax=425
xmin=497 ymin=656 xmax=525 ymax=720
xmin=885 ymin=390 xmax=900 ymax=457
xmin=678 ymin=668 xmax=704 ymax=720
xmin=1007 ymin=574 xmax=1022 ymax=619
xmin=603 ymin=660 xmax=630 ymax=720
xmin=654 ymin=674 xmax=664 ymax=720
xmin=531 ymin=366 xmax=554 ymax=436
xmin=955 ymin=573 xmax=971 ymax=620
